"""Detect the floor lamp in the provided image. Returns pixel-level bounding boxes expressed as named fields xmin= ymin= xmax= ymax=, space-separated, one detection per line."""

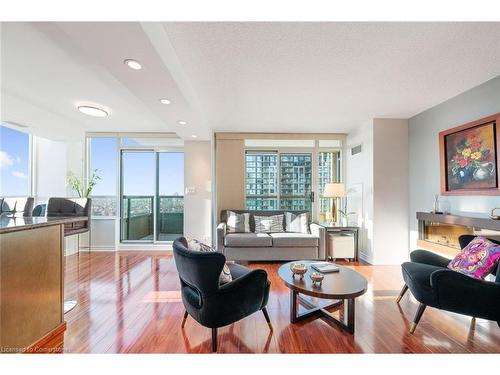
xmin=323 ymin=183 xmax=346 ymax=226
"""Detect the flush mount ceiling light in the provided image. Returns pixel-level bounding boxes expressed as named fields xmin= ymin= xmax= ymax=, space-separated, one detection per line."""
xmin=159 ymin=98 xmax=171 ymax=105
xmin=191 ymin=135 xmax=197 ymax=138
xmin=124 ymin=59 xmax=142 ymax=70
xmin=178 ymin=120 xmax=187 ymax=125
xmin=77 ymin=105 xmax=108 ymax=118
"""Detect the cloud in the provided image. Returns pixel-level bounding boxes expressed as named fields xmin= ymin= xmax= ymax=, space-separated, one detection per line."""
xmin=0 ymin=151 xmax=14 ymax=169
xmin=11 ymin=171 xmax=28 ymax=179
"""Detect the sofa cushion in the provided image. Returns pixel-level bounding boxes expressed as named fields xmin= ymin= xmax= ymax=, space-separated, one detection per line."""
xmin=270 ymin=233 xmax=319 ymax=247
xmin=285 ymin=212 xmax=309 ymax=233
xmin=226 ymin=211 xmax=251 ymax=233
xmin=254 ymin=214 xmax=284 ymax=233
xmin=447 ymin=236 xmax=500 ymax=279
xmin=225 ymin=233 xmax=272 ymax=247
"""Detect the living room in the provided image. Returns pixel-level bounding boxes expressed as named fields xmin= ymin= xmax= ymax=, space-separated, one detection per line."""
xmin=1 ymin=1 xmax=499 ymax=373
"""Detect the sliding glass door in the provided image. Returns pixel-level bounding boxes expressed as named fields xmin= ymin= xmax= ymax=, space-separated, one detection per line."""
xmin=120 ymin=150 xmax=184 ymax=242
xmin=157 ymin=152 xmax=184 ymax=241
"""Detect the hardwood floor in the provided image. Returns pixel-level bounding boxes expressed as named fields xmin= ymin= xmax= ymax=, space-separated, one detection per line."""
xmin=63 ymin=251 xmax=500 ymax=353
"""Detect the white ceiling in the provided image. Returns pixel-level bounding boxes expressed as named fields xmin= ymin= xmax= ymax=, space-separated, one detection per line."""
xmin=1 ymin=22 xmax=499 ymax=141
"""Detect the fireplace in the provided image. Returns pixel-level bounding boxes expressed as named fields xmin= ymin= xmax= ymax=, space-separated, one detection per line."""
xmin=417 ymin=212 xmax=500 ymax=257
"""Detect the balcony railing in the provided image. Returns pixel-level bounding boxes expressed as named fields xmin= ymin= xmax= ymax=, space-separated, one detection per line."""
xmin=121 ymin=195 xmax=183 ymax=241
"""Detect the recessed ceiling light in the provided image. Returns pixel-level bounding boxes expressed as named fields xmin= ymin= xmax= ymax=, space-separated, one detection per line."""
xmin=178 ymin=120 xmax=187 ymax=125
xmin=124 ymin=59 xmax=142 ymax=70
xmin=159 ymin=98 xmax=171 ymax=105
xmin=191 ymin=135 xmax=197 ymax=138
xmin=78 ymin=105 xmax=108 ymax=118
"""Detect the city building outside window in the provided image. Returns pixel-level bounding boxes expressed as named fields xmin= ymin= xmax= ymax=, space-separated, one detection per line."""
xmin=245 ymin=152 xmax=278 ymax=210
xmin=245 ymin=149 xmax=341 ymax=219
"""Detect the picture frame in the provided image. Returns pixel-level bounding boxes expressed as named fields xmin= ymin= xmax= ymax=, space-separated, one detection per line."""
xmin=439 ymin=112 xmax=500 ymax=196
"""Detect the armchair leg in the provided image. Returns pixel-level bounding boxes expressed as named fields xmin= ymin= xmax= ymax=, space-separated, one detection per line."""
xmin=181 ymin=310 xmax=188 ymax=328
xmin=262 ymin=307 xmax=273 ymax=331
xmin=409 ymin=303 xmax=426 ymax=334
xmin=396 ymin=284 xmax=409 ymax=304
xmin=211 ymin=328 xmax=217 ymax=352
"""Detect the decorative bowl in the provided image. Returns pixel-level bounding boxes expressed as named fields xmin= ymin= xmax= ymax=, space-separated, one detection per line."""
xmin=310 ymin=272 xmax=324 ymax=286
xmin=290 ymin=262 xmax=308 ymax=279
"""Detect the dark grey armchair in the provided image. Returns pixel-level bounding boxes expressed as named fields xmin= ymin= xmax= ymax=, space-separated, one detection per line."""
xmin=0 ymin=197 xmax=34 ymax=217
xmin=172 ymin=237 xmax=272 ymax=352
xmin=47 ymin=198 xmax=92 ymax=252
xmin=398 ymin=235 xmax=500 ymax=333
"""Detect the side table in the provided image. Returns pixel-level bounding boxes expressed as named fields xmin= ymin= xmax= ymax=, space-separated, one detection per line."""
xmin=318 ymin=224 xmax=359 ymax=262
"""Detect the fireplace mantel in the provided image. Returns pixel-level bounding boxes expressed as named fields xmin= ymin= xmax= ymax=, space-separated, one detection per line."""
xmin=416 ymin=212 xmax=500 ymax=231
xmin=416 ymin=211 xmax=500 ymax=257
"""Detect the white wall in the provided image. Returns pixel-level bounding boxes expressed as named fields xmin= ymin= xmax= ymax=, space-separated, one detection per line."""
xmin=409 ymin=76 xmax=500 ymax=251
xmin=33 ymin=136 xmax=86 ymax=255
xmin=373 ymin=118 xmax=409 ymax=264
xmin=34 ymin=136 xmax=67 ymax=202
xmin=346 ymin=121 xmax=374 ymax=263
xmin=346 ymin=119 xmax=409 ymax=265
xmin=184 ymin=141 xmax=212 ymax=244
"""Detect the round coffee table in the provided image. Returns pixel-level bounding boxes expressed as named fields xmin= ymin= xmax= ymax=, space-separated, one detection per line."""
xmin=278 ymin=261 xmax=367 ymax=334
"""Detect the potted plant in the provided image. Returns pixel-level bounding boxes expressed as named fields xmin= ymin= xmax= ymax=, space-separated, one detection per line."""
xmin=67 ymin=169 xmax=101 ymax=197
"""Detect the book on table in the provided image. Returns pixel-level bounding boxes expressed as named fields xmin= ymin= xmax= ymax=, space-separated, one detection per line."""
xmin=310 ymin=262 xmax=340 ymax=273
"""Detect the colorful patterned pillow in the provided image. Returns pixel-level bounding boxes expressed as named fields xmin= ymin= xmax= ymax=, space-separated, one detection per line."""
xmin=447 ymin=236 xmax=500 ymax=279
xmin=188 ymin=239 xmax=232 ymax=284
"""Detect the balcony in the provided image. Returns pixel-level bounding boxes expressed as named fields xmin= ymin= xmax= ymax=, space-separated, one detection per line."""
xmin=121 ymin=195 xmax=183 ymax=241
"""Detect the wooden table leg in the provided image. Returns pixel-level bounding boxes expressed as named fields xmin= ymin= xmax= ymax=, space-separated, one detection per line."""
xmin=347 ymin=298 xmax=355 ymax=333
xmin=290 ymin=290 xmax=298 ymax=323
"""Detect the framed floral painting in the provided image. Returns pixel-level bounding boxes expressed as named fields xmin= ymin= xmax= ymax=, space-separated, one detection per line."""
xmin=439 ymin=113 xmax=500 ymax=195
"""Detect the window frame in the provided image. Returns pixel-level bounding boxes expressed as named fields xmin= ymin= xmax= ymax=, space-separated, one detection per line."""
xmin=244 ymin=142 xmax=343 ymax=222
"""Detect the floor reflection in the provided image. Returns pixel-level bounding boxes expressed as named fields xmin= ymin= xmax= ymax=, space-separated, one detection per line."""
xmin=62 ymin=253 xmax=500 ymax=353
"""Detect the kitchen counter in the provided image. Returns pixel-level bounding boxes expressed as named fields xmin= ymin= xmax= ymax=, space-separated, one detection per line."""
xmin=0 ymin=213 xmax=87 ymax=353
xmin=0 ymin=214 xmax=87 ymax=234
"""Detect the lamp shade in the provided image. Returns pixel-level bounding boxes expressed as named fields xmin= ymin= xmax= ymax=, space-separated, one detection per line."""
xmin=323 ymin=183 xmax=346 ymax=198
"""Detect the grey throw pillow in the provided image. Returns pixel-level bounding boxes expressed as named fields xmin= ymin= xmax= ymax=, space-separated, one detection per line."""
xmin=226 ymin=211 xmax=250 ymax=233
xmin=254 ymin=214 xmax=284 ymax=233
xmin=285 ymin=212 xmax=309 ymax=233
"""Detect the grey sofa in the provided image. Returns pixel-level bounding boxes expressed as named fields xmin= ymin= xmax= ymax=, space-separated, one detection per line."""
xmin=217 ymin=210 xmax=326 ymax=261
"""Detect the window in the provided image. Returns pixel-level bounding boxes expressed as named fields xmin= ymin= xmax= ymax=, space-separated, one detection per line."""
xmin=245 ymin=152 xmax=278 ymax=210
xmin=245 ymin=152 xmax=312 ymax=211
xmin=89 ymin=137 xmax=118 ymax=216
xmin=245 ymin=147 xmax=342 ymax=219
xmin=318 ymin=151 xmax=341 ymax=222
xmin=0 ymin=125 xmax=30 ymax=196
xmin=279 ymin=154 xmax=312 ymax=210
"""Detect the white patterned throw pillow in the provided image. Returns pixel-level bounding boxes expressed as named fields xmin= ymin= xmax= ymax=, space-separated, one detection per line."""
xmin=285 ymin=212 xmax=309 ymax=233
xmin=188 ymin=239 xmax=232 ymax=284
xmin=226 ymin=211 xmax=250 ymax=233
xmin=254 ymin=214 xmax=284 ymax=233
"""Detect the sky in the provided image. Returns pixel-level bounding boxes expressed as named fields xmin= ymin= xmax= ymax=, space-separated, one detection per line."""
xmin=0 ymin=125 xmax=30 ymax=196
xmin=0 ymin=132 xmax=184 ymax=197
xmin=91 ymin=137 xmax=184 ymax=196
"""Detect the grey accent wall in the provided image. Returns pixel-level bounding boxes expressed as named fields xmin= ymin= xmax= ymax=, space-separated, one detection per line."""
xmin=408 ymin=76 xmax=500 ymax=251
